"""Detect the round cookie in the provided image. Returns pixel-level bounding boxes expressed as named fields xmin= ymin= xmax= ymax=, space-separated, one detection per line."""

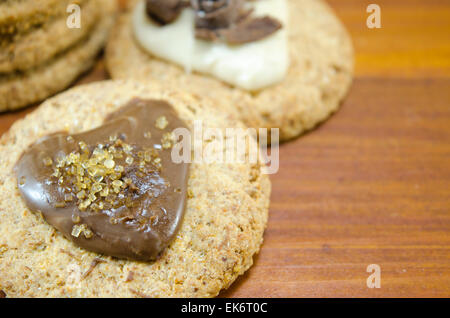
xmin=0 ymin=80 xmax=271 ymax=297
xmin=106 ymin=0 xmax=354 ymax=142
xmin=0 ymin=0 xmax=117 ymax=112
xmin=0 ymin=0 xmax=101 ymax=73
xmin=0 ymin=0 xmax=89 ymax=36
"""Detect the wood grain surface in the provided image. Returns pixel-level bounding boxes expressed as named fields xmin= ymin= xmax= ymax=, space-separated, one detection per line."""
xmin=1 ymin=0 xmax=449 ymax=297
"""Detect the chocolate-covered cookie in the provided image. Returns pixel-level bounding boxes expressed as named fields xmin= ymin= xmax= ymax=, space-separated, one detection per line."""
xmin=0 ymin=80 xmax=271 ymax=297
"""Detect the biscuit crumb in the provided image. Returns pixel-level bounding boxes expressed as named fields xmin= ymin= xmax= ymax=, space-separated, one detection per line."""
xmin=130 ymin=288 xmax=151 ymax=298
xmin=125 ymin=271 xmax=135 ymax=282
xmin=59 ymin=248 xmax=79 ymax=261
xmin=82 ymin=258 xmax=105 ymax=280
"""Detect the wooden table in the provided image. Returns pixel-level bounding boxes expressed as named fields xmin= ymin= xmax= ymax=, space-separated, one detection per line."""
xmin=1 ymin=0 xmax=449 ymax=297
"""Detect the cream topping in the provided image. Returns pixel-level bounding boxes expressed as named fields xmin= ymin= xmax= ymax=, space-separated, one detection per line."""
xmin=132 ymin=0 xmax=289 ymax=91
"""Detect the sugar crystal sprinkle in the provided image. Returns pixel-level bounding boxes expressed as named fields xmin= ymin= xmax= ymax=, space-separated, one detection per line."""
xmin=71 ymin=224 xmax=93 ymax=239
xmin=19 ymin=176 xmax=26 ymax=186
xmin=49 ymin=136 xmax=162 ymax=214
xmin=161 ymin=132 xmax=175 ymax=149
xmin=43 ymin=157 xmax=53 ymax=167
xmin=155 ymin=116 xmax=168 ymax=130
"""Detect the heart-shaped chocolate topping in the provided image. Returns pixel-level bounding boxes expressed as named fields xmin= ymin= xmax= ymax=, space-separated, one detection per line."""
xmin=15 ymin=99 xmax=190 ymax=261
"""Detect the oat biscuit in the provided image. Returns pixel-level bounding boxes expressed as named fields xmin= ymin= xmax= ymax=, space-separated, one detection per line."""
xmin=106 ymin=0 xmax=354 ymax=141
xmin=0 ymin=0 xmax=117 ymax=112
xmin=0 ymin=0 xmax=102 ymax=73
xmin=0 ymin=0 xmax=88 ymax=36
xmin=0 ymin=80 xmax=271 ymax=297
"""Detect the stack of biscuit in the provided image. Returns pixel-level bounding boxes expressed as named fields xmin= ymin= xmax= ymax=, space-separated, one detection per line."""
xmin=0 ymin=0 xmax=117 ymax=112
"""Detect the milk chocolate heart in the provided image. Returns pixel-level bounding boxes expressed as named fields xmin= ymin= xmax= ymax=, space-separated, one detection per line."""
xmin=15 ymin=99 xmax=189 ymax=261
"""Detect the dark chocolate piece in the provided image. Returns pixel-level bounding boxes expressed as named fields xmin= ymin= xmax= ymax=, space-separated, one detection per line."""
xmin=145 ymin=0 xmax=283 ymax=44
xmin=192 ymin=0 xmax=282 ymax=43
xmin=195 ymin=27 xmax=220 ymax=41
xmin=145 ymin=0 xmax=188 ymax=25
xmin=221 ymin=16 xmax=282 ymax=44
xmin=191 ymin=0 xmax=243 ymax=30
